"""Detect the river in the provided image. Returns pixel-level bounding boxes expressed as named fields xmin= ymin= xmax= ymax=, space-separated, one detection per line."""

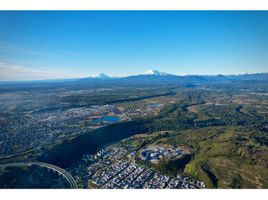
xmin=38 ymin=120 xmax=147 ymax=169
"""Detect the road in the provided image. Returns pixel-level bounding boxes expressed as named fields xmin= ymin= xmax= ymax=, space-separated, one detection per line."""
xmin=0 ymin=162 xmax=78 ymax=189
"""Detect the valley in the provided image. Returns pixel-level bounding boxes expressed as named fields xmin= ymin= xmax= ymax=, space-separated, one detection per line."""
xmin=0 ymin=72 xmax=268 ymax=188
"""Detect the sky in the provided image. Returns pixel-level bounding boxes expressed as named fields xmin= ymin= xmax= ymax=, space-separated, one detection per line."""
xmin=0 ymin=11 xmax=268 ymax=81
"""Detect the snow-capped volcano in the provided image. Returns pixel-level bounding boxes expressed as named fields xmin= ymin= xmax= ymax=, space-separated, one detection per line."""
xmin=142 ymin=69 xmax=170 ymax=76
xmin=91 ymin=72 xmax=111 ymax=79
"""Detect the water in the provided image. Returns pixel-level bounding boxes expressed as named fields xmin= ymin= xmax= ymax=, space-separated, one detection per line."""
xmin=38 ymin=120 xmax=147 ymax=169
xmin=93 ymin=116 xmax=120 ymax=123
xmin=147 ymin=103 xmax=162 ymax=107
xmin=0 ymin=165 xmax=70 ymax=188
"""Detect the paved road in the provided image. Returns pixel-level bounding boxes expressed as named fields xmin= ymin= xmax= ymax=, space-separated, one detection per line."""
xmin=0 ymin=162 xmax=78 ymax=189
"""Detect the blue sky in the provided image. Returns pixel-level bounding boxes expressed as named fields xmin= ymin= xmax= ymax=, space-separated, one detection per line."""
xmin=0 ymin=11 xmax=268 ymax=80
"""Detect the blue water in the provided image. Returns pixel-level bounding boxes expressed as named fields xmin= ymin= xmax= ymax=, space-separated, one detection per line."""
xmin=95 ymin=116 xmax=120 ymax=122
xmin=147 ymin=103 xmax=162 ymax=107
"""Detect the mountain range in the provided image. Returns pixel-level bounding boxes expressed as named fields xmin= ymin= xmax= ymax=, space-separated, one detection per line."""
xmin=1 ymin=69 xmax=267 ymax=86
xmin=79 ymin=69 xmax=268 ymax=85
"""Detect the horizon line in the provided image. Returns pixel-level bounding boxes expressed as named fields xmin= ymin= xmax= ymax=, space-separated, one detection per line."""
xmin=0 ymin=71 xmax=267 ymax=83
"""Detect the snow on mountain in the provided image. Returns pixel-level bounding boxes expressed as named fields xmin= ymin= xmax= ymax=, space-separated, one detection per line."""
xmin=142 ymin=69 xmax=170 ymax=76
xmin=91 ymin=72 xmax=111 ymax=79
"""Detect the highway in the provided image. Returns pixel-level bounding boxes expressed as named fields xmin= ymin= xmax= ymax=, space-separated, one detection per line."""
xmin=0 ymin=162 xmax=78 ymax=189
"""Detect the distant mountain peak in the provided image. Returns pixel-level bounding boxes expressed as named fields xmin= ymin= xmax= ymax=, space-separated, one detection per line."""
xmin=91 ymin=72 xmax=111 ymax=79
xmin=142 ymin=69 xmax=169 ymax=76
xmin=216 ymin=74 xmax=226 ymax=77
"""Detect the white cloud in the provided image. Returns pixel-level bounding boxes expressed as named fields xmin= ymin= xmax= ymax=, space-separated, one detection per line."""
xmin=0 ymin=62 xmax=86 ymax=81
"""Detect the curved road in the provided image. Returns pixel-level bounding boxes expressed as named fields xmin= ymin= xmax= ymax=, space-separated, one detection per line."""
xmin=0 ymin=162 xmax=77 ymax=189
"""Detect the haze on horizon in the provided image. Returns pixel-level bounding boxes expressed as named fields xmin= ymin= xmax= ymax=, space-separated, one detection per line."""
xmin=0 ymin=11 xmax=268 ymax=81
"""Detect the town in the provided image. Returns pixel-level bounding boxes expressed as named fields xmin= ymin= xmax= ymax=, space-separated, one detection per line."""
xmin=70 ymin=141 xmax=205 ymax=189
xmin=0 ymin=100 xmax=164 ymax=158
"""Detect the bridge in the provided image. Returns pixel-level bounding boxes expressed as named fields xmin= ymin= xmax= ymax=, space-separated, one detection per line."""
xmin=0 ymin=162 xmax=78 ymax=189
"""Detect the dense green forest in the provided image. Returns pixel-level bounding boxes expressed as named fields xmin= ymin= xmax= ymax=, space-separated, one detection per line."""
xmin=138 ymin=86 xmax=268 ymax=188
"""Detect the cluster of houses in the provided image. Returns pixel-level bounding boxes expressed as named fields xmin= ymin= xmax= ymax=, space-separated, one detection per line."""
xmin=139 ymin=146 xmax=183 ymax=164
xmin=72 ymin=143 xmax=205 ymax=189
